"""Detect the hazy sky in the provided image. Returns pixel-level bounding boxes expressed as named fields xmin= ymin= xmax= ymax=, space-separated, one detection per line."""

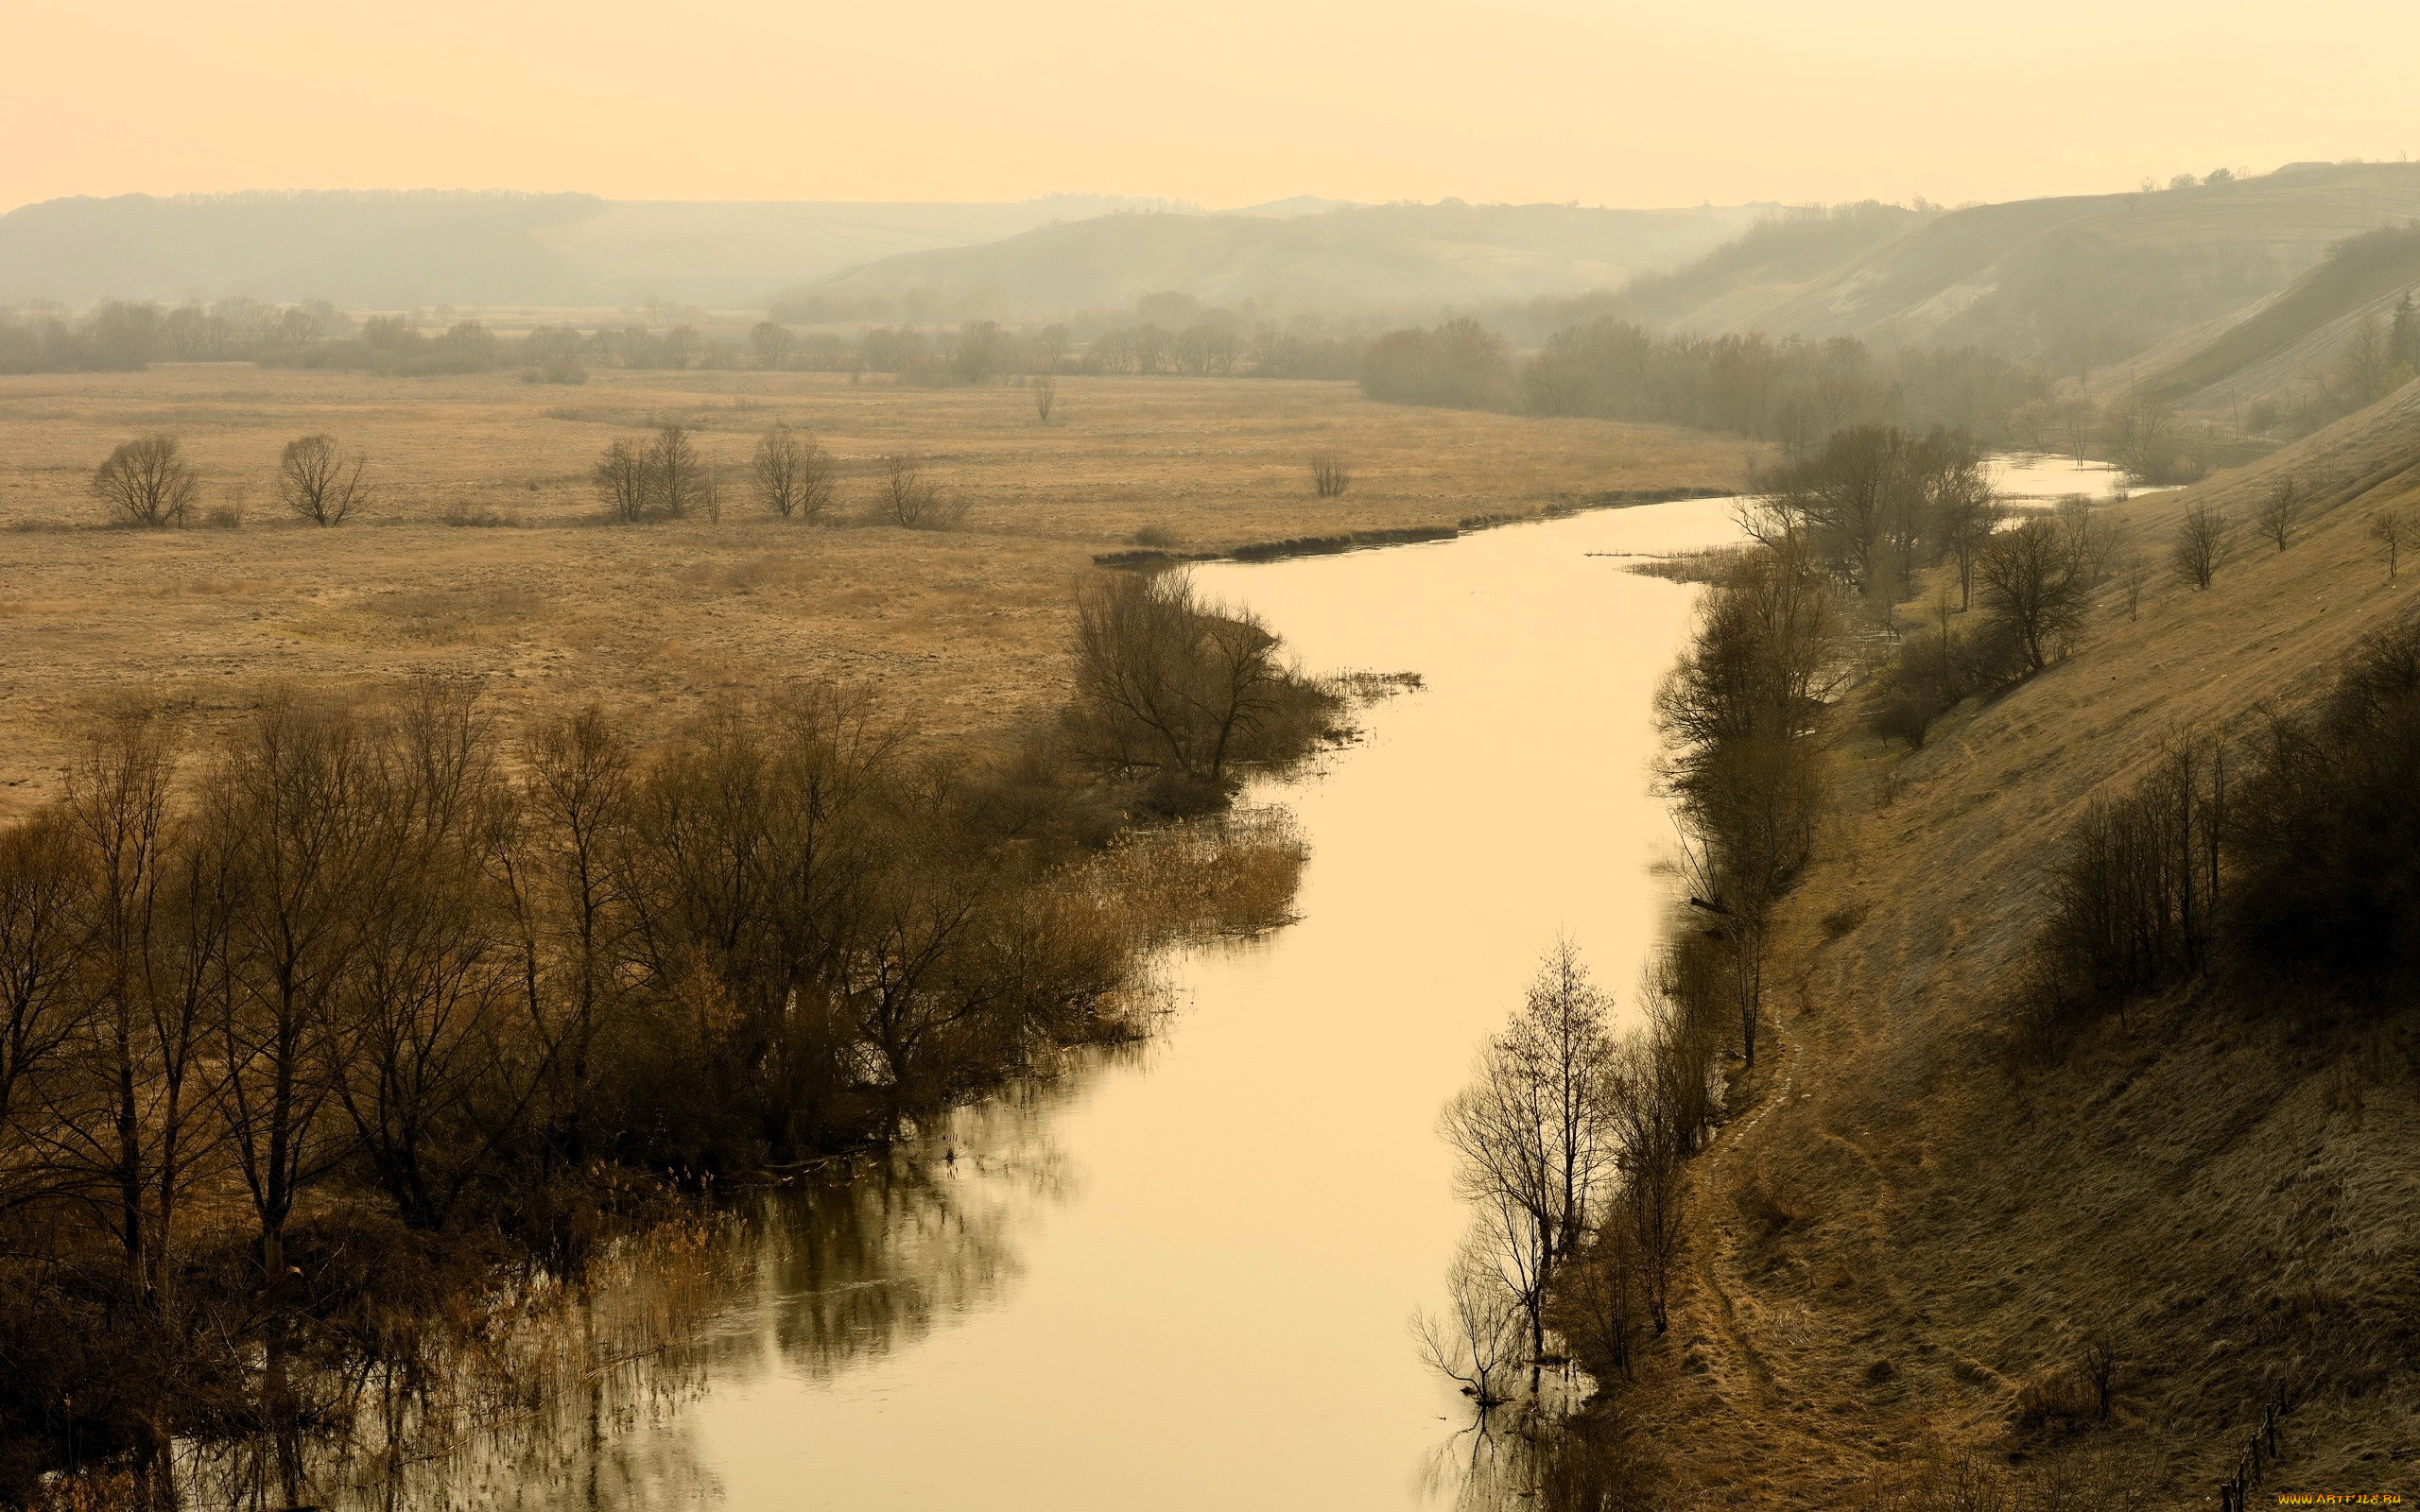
xmin=9 ymin=0 xmax=2417 ymax=213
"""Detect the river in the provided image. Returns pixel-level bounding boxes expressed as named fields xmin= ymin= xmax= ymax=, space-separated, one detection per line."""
xmin=333 ymin=455 xmax=2119 ymax=1512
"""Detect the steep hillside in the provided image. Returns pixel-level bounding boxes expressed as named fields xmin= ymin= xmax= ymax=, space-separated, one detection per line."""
xmin=2126 ymin=227 xmax=2420 ymax=421
xmin=1606 ymin=383 xmax=2420 ymax=1503
xmin=1644 ymin=164 xmax=2420 ymax=380
xmin=0 ymin=193 xmax=1146 ymax=307
xmin=775 ymin=201 xmax=1769 ymax=321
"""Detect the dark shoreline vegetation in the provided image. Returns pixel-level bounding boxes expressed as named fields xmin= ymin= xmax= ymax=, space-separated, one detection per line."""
xmin=0 ymin=570 xmax=1337 ymax=1506
xmin=1415 ymin=486 xmax=1844 ymax=1499
xmin=1409 ymin=413 xmax=2420 ymax=1503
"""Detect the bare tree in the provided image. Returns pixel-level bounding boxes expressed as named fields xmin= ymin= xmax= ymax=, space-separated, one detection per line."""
xmin=1439 ymin=942 xmax=1618 ymax=1369
xmin=752 ymin=426 xmax=835 ymax=522
xmin=2372 ymin=507 xmax=2408 ymax=582
xmin=1310 ymin=453 xmax=1351 ymax=499
xmin=203 ymin=692 xmax=374 ymax=1292
xmin=1607 ymin=1033 xmax=1687 ymax=1333
xmin=879 ymin=453 xmax=968 ymax=530
xmin=1935 ymin=470 xmax=2003 ymax=610
xmin=93 ymin=433 xmax=199 ymax=528
xmin=1068 ymin=570 xmax=1295 ymax=792
xmin=2254 ymin=476 xmax=2302 ymax=553
xmin=1979 ymin=517 xmax=2087 ymax=671
xmin=749 ymin=320 xmax=795 ymax=370
xmin=2170 ymin=503 xmax=2232 ymax=590
xmin=646 ymin=424 xmax=705 ymax=519
xmin=276 ymin=434 xmax=370 ymax=526
xmin=593 ymin=439 xmax=648 ymax=524
xmin=1033 ymin=373 xmax=1057 ymax=423
xmin=0 ymin=812 xmax=88 ymax=1209
xmin=1412 ymin=1229 xmax=1530 ymax=1408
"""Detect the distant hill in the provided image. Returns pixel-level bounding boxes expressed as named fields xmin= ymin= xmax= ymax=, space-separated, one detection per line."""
xmin=772 ymin=201 xmax=1771 ymax=323
xmin=1634 ymin=163 xmax=2420 ymax=380
xmin=0 ymin=192 xmax=1173 ymax=308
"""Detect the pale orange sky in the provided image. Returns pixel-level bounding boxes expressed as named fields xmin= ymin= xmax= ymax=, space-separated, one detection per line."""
xmin=9 ymin=0 xmax=2416 ymax=213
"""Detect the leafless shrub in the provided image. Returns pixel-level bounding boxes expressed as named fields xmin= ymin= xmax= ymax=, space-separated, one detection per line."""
xmin=878 ymin=453 xmax=969 ymax=530
xmin=92 ymin=433 xmax=199 ymax=528
xmin=752 ymin=425 xmax=834 ymax=522
xmin=2371 ymin=506 xmax=2408 ymax=581
xmin=1310 ymin=452 xmax=1351 ymax=498
xmin=277 ymin=434 xmax=371 ymax=526
xmin=593 ymin=439 xmax=648 ymax=524
xmin=203 ymin=484 xmax=247 ymax=530
xmin=1033 ymin=373 xmax=1056 ymax=423
xmin=2169 ymin=503 xmax=2232 ymax=589
xmin=2255 ymin=476 xmax=2302 ymax=552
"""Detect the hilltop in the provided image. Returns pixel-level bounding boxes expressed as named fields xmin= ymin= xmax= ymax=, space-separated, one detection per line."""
xmin=771 ymin=201 xmax=1771 ymax=323
xmin=0 ymin=192 xmax=1181 ymax=308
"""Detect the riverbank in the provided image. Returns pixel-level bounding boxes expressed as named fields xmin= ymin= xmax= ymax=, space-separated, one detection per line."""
xmin=1587 ymin=393 xmax=2420 ymax=1503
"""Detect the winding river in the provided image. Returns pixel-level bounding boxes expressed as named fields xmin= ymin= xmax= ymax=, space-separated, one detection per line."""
xmin=352 ymin=455 xmax=2127 ymax=1512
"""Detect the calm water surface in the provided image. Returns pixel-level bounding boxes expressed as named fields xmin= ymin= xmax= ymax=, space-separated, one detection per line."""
xmin=391 ymin=459 xmax=2117 ymax=1511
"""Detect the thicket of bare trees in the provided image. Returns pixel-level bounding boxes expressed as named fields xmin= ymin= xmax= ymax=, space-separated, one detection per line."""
xmin=592 ymin=425 xmax=714 ymax=524
xmin=0 ymin=597 xmax=1340 ymax=1498
xmin=2012 ymin=609 xmax=2420 ymax=1055
xmin=1656 ymin=538 xmax=1843 ymax=1067
xmin=276 ymin=434 xmax=371 ymax=526
xmin=1066 ymin=569 xmax=1335 ymax=812
xmin=91 ymin=434 xmax=200 ymax=528
xmin=751 ymin=425 xmax=835 ymax=522
xmin=1746 ymin=425 xmax=1998 ymax=609
xmin=1427 ymin=933 xmax=1733 ymax=1409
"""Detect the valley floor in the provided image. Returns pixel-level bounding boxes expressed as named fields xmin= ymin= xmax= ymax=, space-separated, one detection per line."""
xmin=0 ymin=367 xmax=1748 ymax=820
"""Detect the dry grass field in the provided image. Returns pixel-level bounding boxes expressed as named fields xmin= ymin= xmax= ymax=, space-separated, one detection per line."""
xmin=1616 ymin=384 xmax=2420 ymax=1503
xmin=0 ymin=365 xmax=1751 ymax=822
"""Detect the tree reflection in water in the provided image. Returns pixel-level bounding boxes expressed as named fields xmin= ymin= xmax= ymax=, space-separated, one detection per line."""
xmin=169 ymin=1046 xmax=1113 ymax=1511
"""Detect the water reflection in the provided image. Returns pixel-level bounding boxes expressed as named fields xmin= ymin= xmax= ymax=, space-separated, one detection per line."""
xmin=743 ymin=1065 xmax=1098 ymax=1383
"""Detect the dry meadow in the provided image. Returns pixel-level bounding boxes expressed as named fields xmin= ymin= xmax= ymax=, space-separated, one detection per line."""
xmin=0 ymin=365 xmax=1752 ymax=820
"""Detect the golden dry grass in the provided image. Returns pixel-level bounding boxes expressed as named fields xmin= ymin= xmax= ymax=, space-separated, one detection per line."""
xmin=0 ymin=364 xmax=1750 ymax=821
xmin=1616 ymin=384 xmax=2420 ymax=1503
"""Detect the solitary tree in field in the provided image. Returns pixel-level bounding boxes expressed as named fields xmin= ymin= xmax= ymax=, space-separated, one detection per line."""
xmin=1032 ymin=373 xmax=1056 ymax=423
xmin=277 ymin=434 xmax=370 ymax=526
xmin=2255 ymin=476 xmax=2302 ymax=553
xmin=751 ymin=426 xmax=834 ymax=522
xmin=93 ymin=433 xmax=199 ymax=527
xmin=1309 ymin=453 xmax=1351 ymax=499
xmin=2373 ymin=507 xmax=2409 ymax=582
xmin=2170 ymin=504 xmax=2232 ymax=590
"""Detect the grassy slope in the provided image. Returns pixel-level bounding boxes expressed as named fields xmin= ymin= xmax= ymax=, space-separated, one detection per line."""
xmin=2145 ymin=231 xmax=2420 ymax=407
xmin=1616 ymin=383 xmax=2420 ymax=1503
xmin=0 ymin=366 xmax=1753 ymax=823
xmin=1668 ymin=165 xmax=2420 ymax=352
